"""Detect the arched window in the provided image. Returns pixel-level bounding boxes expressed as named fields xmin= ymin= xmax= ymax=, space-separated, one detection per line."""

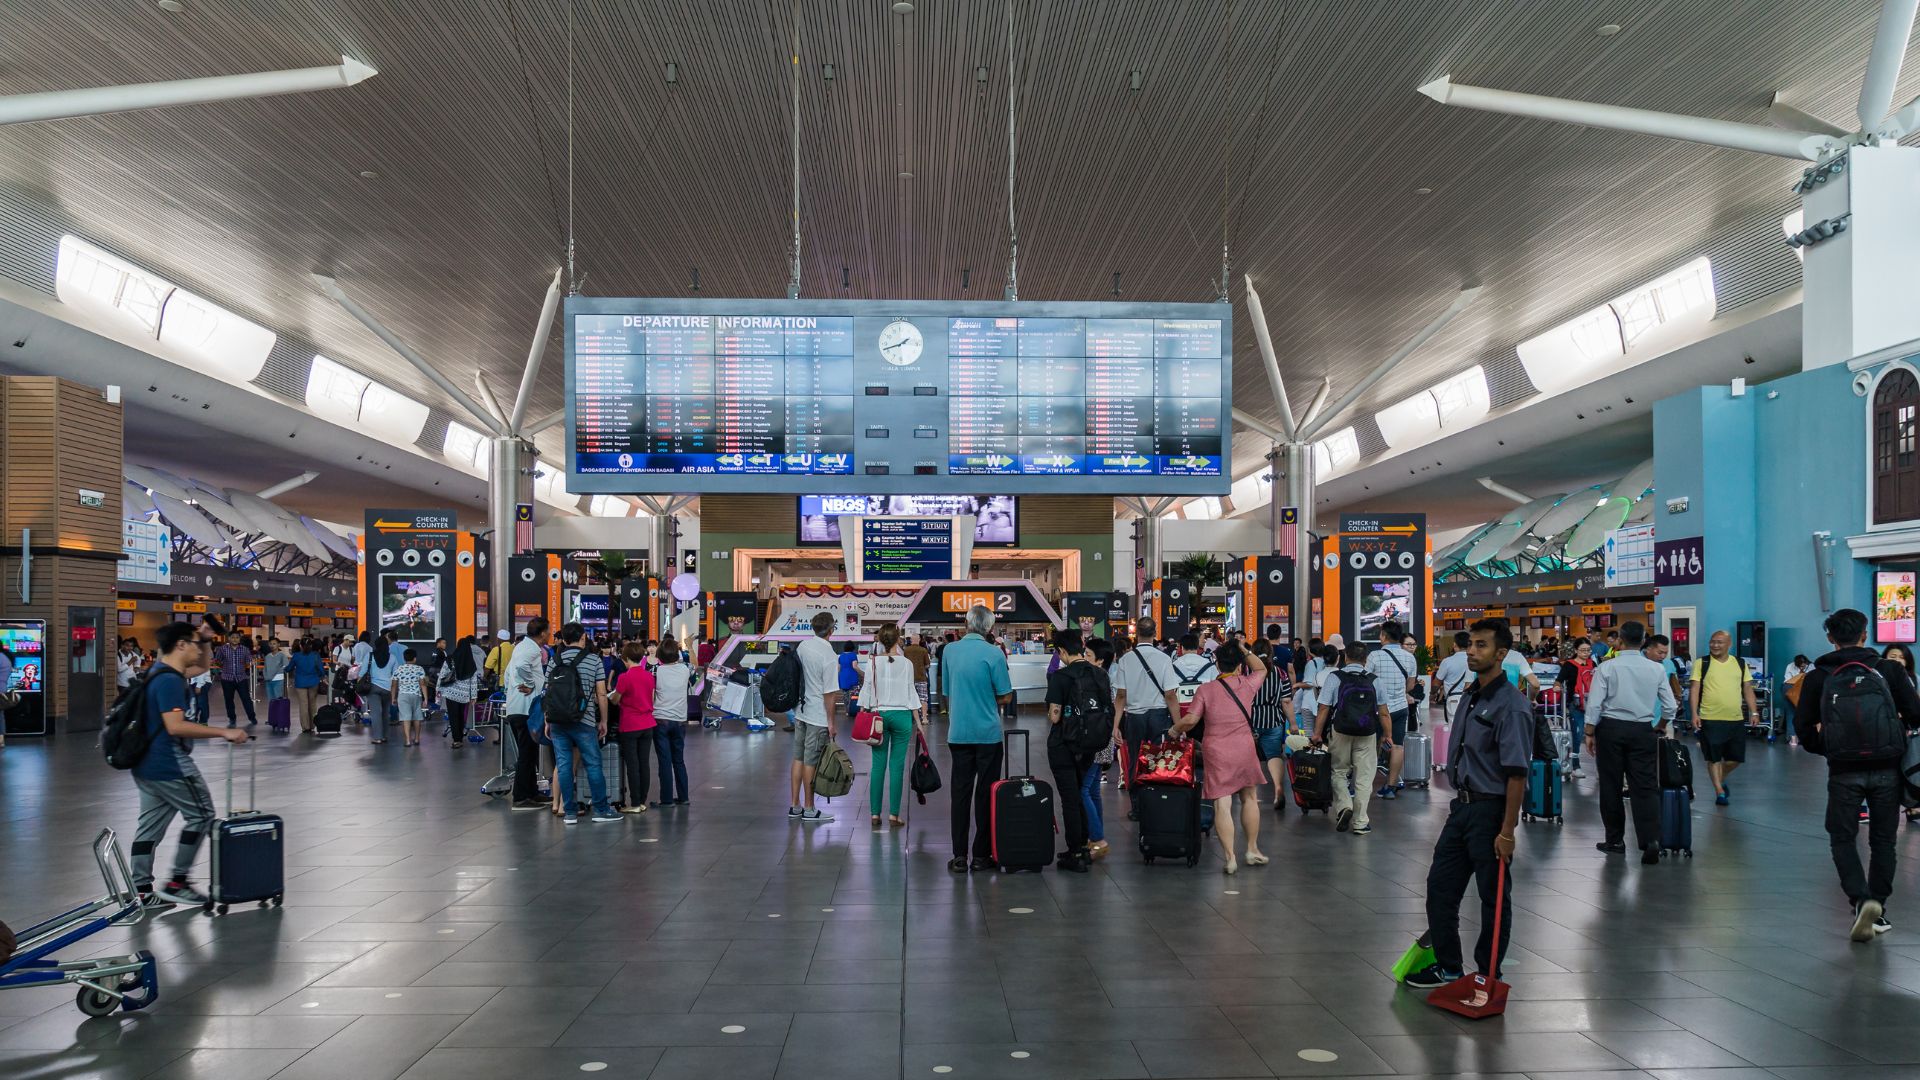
xmin=1874 ymin=369 xmax=1920 ymax=525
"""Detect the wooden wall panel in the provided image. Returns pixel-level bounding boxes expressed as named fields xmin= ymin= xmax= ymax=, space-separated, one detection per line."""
xmin=1022 ymin=496 xmax=1117 ymax=536
xmin=53 ymin=379 xmax=124 ymax=554
xmin=1 ymin=376 xmax=126 ymax=733
xmin=702 ymin=495 xmax=797 ymax=535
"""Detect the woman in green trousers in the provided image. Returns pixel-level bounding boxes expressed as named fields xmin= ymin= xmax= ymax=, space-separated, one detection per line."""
xmin=857 ymin=623 xmax=927 ymax=828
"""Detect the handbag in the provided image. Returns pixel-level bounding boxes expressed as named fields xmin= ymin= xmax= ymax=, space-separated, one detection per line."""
xmin=1134 ymin=734 xmax=1197 ymax=786
xmin=909 ymin=733 xmax=943 ymax=803
xmin=852 ymin=710 xmax=886 ymax=746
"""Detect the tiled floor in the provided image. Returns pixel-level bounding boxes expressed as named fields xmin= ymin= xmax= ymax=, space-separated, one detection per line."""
xmin=5 ymin=710 xmax=1920 ymax=1080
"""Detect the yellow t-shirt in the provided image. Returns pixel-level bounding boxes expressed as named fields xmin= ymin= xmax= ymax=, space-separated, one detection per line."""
xmin=485 ymin=642 xmax=511 ymax=681
xmin=1692 ymin=655 xmax=1751 ymax=722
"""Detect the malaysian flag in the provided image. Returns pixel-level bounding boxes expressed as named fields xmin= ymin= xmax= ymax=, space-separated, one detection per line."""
xmin=513 ymin=503 xmax=535 ymax=553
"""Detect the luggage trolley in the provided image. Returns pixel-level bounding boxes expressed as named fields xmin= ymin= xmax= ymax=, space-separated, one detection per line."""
xmin=480 ymin=691 xmax=515 ymax=797
xmin=1536 ymin=686 xmax=1574 ymax=776
xmin=0 ymin=828 xmax=161 ymax=1017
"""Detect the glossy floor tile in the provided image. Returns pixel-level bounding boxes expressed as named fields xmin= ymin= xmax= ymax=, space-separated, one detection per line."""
xmin=3 ymin=708 xmax=1919 ymax=1077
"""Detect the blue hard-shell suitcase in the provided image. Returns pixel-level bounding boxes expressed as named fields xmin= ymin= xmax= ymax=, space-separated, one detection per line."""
xmin=1659 ymin=787 xmax=1693 ymax=857
xmin=207 ymin=738 xmax=285 ymax=913
xmin=1522 ymin=759 xmax=1563 ymax=824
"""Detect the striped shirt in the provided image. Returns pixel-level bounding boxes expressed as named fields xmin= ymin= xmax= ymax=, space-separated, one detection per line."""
xmin=1250 ymin=664 xmax=1292 ymax=730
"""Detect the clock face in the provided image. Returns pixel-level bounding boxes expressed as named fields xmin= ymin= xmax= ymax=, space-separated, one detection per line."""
xmin=877 ymin=319 xmax=924 ymax=366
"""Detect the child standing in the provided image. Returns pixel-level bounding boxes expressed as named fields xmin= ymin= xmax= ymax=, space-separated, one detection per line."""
xmin=393 ymin=648 xmax=427 ymax=747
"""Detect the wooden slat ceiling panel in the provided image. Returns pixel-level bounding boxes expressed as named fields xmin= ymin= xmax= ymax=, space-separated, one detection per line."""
xmin=0 ymin=0 xmax=1903 ymax=444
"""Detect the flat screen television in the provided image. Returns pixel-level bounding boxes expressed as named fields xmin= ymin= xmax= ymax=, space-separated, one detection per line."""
xmin=1877 ymin=570 xmax=1916 ymax=643
xmin=378 ymin=575 xmax=440 ymax=642
xmin=798 ymin=494 xmax=1016 ymax=546
xmin=1354 ymin=575 xmax=1414 ymax=643
xmin=0 ymin=620 xmax=47 ymax=694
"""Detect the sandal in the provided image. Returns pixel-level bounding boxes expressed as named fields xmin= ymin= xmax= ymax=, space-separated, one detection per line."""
xmin=872 ymin=815 xmax=883 ymax=829
xmin=889 ymin=816 xmax=906 ymax=828
xmin=1246 ymin=852 xmax=1269 ymax=866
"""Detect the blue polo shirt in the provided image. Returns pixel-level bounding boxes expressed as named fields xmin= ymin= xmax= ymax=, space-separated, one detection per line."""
xmin=940 ymin=633 xmax=1012 ymax=745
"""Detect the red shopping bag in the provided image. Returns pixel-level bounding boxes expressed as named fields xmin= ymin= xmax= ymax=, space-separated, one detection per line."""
xmin=1134 ymin=735 xmax=1197 ymax=787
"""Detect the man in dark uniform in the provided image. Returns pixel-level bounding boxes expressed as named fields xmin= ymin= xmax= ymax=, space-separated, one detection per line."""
xmin=1405 ymin=618 xmax=1533 ymax=989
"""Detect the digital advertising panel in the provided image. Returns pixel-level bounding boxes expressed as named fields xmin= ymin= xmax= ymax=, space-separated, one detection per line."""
xmin=798 ymin=495 xmax=1016 ymax=546
xmin=565 ymin=298 xmax=1230 ymax=495
xmin=1876 ymin=570 xmax=1916 ymax=644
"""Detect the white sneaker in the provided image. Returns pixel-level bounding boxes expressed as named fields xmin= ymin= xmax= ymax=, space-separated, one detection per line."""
xmin=800 ymin=808 xmax=834 ymax=823
xmin=1852 ymin=899 xmax=1884 ymax=942
xmin=591 ymin=813 xmax=621 ymax=823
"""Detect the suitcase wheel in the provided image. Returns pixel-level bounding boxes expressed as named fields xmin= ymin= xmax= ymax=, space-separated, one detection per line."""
xmin=1185 ymin=855 xmax=1199 ymax=867
xmin=1143 ymin=855 xmax=1154 ymax=865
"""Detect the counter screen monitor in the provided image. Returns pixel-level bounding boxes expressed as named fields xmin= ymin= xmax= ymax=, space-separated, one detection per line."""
xmin=1877 ymin=570 xmax=1916 ymax=643
xmin=379 ymin=575 xmax=440 ymax=642
xmin=798 ymin=494 xmax=1016 ymax=546
xmin=1354 ymin=576 xmax=1414 ymax=642
xmin=565 ymin=298 xmax=1229 ymax=495
xmin=0 ymin=621 xmax=46 ymax=694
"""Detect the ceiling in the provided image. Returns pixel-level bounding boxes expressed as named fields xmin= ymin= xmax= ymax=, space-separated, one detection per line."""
xmin=0 ymin=0 xmax=1896 ymax=504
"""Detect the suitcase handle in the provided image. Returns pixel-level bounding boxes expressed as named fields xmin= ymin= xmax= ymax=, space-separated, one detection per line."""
xmin=1003 ymin=728 xmax=1031 ymax=779
xmin=227 ymin=735 xmax=257 ymax=816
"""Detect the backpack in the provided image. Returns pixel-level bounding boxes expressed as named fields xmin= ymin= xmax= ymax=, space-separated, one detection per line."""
xmin=1573 ymin=659 xmax=1597 ymax=706
xmin=544 ymin=650 xmax=591 ymax=725
xmin=1821 ymin=661 xmax=1907 ymax=765
xmin=813 ymin=741 xmax=854 ymax=799
xmin=1330 ymin=670 xmax=1380 ymax=736
xmin=101 ymin=668 xmax=161 ymax=770
xmin=1174 ymin=657 xmax=1215 ymax=709
xmin=1059 ymin=663 xmax=1115 ymax=756
xmin=761 ymin=647 xmax=804 ymax=713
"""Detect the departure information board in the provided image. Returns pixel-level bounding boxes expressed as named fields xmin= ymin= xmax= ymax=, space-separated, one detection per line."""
xmin=861 ymin=518 xmax=954 ymax=580
xmin=565 ymin=298 xmax=1230 ymax=495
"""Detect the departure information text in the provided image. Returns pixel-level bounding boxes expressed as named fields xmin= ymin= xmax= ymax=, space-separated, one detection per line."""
xmin=565 ymin=299 xmax=1230 ymax=495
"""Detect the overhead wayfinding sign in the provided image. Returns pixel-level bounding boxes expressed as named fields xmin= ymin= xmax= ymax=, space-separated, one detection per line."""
xmin=861 ymin=518 xmax=954 ymax=581
xmin=564 ymin=298 xmax=1231 ymax=495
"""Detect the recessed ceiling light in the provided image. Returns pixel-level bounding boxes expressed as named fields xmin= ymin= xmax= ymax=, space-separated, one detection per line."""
xmin=1595 ymin=23 xmax=1622 ymax=36
xmin=358 ymin=169 xmax=379 ymax=179
xmin=893 ymin=1 xmax=914 ymax=12
xmin=157 ymin=0 xmax=185 ymax=11
xmin=898 ymin=171 xmax=913 ymax=179
xmin=1411 ymin=187 xmax=1433 ymax=195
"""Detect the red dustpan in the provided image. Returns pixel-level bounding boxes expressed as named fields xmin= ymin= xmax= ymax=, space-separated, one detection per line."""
xmin=1427 ymin=859 xmax=1511 ymax=1019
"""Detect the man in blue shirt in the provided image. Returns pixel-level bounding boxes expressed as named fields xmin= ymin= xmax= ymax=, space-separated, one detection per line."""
xmin=1405 ymin=618 xmax=1533 ymax=990
xmin=131 ymin=621 xmax=250 ymax=908
xmin=941 ymin=605 xmax=1013 ymax=873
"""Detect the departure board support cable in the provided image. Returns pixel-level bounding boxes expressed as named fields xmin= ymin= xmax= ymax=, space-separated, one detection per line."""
xmin=1003 ymin=0 xmax=1018 ymax=302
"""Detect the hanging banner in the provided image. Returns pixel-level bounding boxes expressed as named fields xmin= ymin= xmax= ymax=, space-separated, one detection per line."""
xmin=769 ymin=582 xmax=922 ymax=634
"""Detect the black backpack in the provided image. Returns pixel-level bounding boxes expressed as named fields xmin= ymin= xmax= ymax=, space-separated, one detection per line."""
xmin=101 ymin=668 xmax=161 ymax=770
xmin=1821 ymin=661 xmax=1907 ymax=764
xmin=1059 ymin=663 xmax=1115 ymax=756
xmin=760 ymin=647 xmax=804 ymax=714
xmin=1330 ymin=670 xmax=1379 ymax=736
xmin=544 ymin=650 xmax=591 ymax=725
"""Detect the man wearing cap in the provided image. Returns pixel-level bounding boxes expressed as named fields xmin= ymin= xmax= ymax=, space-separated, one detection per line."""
xmin=485 ymin=629 xmax=513 ymax=690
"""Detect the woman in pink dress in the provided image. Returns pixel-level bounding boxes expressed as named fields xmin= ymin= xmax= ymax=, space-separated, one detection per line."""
xmin=1175 ymin=642 xmax=1269 ymax=874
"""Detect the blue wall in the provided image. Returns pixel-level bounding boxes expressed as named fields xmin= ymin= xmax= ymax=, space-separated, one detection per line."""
xmin=1652 ymin=363 xmax=1873 ymax=669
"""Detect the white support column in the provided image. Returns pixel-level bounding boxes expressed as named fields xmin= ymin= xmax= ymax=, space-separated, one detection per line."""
xmin=488 ymin=437 xmax=534 ymax=638
xmin=1799 ymin=144 xmax=1920 ymax=369
xmin=1280 ymin=441 xmax=1316 ymax=641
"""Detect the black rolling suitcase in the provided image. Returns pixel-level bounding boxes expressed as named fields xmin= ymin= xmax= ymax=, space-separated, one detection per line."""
xmin=207 ymin=736 xmax=285 ymax=914
xmin=1137 ymin=782 xmax=1203 ymax=866
xmin=313 ymin=702 xmax=345 ymax=738
xmin=990 ymin=730 xmax=1056 ymax=872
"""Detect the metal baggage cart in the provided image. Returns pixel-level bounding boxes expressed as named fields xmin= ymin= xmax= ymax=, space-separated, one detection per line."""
xmin=0 ymin=829 xmax=161 ymax=1017
xmin=1536 ymin=686 xmax=1575 ymax=775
